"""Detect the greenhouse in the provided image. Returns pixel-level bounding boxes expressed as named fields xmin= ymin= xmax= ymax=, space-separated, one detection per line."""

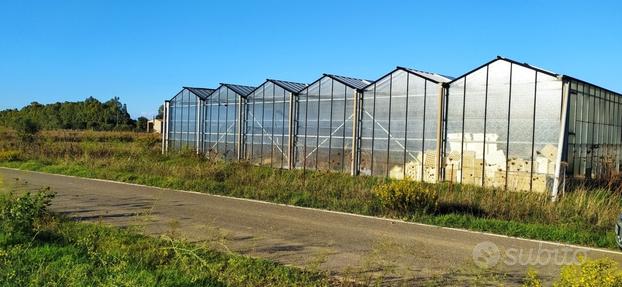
xmin=443 ymin=57 xmax=622 ymax=195
xmin=202 ymin=83 xmax=256 ymax=161
xmin=162 ymin=56 xmax=622 ymax=195
xmin=164 ymin=87 xmax=214 ymax=152
xmin=244 ymin=79 xmax=307 ymax=169
xmin=358 ymin=67 xmax=451 ymax=181
xmin=293 ymin=74 xmax=369 ymax=173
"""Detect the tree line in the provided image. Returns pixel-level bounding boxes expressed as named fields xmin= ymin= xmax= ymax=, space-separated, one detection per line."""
xmin=0 ymin=97 xmax=157 ymax=132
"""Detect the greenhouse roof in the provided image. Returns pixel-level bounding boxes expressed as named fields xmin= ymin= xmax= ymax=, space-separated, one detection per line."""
xmin=183 ymin=87 xmax=216 ymax=100
xmin=324 ymin=74 xmax=371 ymax=90
xmin=268 ymin=79 xmax=308 ymax=93
xmin=398 ymin=67 xmax=454 ymax=83
xmin=220 ymin=83 xmax=257 ymax=97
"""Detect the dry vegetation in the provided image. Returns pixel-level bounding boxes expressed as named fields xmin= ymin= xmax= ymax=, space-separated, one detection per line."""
xmin=0 ymin=127 xmax=621 ymax=249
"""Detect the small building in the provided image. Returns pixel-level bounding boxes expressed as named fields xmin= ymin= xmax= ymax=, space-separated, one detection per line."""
xmin=147 ymin=118 xmax=162 ymax=133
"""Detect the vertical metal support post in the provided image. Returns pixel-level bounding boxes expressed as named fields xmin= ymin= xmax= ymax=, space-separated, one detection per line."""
xmin=281 ymin=91 xmax=286 ymax=169
xmin=402 ymin=73 xmax=410 ymax=180
xmin=162 ymin=101 xmax=170 ymax=154
xmin=459 ymin=78 xmax=467 ymax=183
xmin=529 ymin=72 xmax=539 ymax=192
xmin=505 ymin=64 xmax=514 ymax=191
xmin=351 ymin=90 xmax=361 ymax=176
xmin=287 ymin=92 xmax=295 ymax=169
xmin=435 ymin=85 xmax=444 ymax=183
xmin=328 ymin=82 xmax=334 ymax=170
xmin=421 ymin=80 xmax=427 ymax=181
xmin=341 ymin=85 xmax=347 ymax=173
xmin=315 ymin=81 xmax=321 ymax=170
xmin=271 ymin=85 xmax=276 ymax=168
xmin=237 ymin=95 xmax=244 ymax=161
xmin=386 ymin=74 xmax=393 ymax=178
xmin=481 ymin=66 xmax=490 ymax=186
xmin=302 ymin=89 xmax=309 ymax=171
xmin=196 ymin=99 xmax=201 ymax=155
xmin=440 ymin=84 xmax=449 ymax=182
xmin=552 ymin=80 xmax=570 ymax=200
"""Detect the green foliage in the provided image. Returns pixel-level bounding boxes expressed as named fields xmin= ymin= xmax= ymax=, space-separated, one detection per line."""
xmin=556 ymin=258 xmax=622 ymax=287
xmin=0 ymin=97 xmax=137 ymax=131
xmin=524 ymin=258 xmax=622 ymax=287
xmin=522 ymin=269 xmax=542 ymax=287
xmin=0 ymin=189 xmax=54 ymax=239
xmin=156 ymin=104 xmax=164 ymax=120
xmin=13 ymin=117 xmax=40 ymax=143
xmin=136 ymin=116 xmax=149 ymax=132
xmin=374 ymin=180 xmax=439 ymax=214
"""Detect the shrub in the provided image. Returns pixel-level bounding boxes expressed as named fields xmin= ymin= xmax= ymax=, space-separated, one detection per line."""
xmin=0 ymin=150 xmax=21 ymax=162
xmin=13 ymin=117 xmax=40 ymax=144
xmin=556 ymin=257 xmax=622 ymax=287
xmin=373 ymin=180 xmax=439 ymax=214
xmin=522 ymin=269 xmax=542 ymax=287
xmin=0 ymin=189 xmax=55 ymax=238
xmin=523 ymin=258 xmax=622 ymax=287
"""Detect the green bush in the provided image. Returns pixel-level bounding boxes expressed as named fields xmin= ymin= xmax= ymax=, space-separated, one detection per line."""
xmin=13 ymin=117 xmax=40 ymax=144
xmin=523 ymin=258 xmax=622 ymax=287
xmin=373 ymin=180 xmax=439 ymax=214
xmin=0 ymin=189 xmax=55 ymax=238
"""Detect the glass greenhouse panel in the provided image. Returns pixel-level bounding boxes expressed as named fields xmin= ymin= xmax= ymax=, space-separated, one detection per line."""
xmin=482 ymin=60 xmax=511 ymax=189
xmin=444 ymin=59 xmax=564 ymax=192
xmin=167 ymin=89 xmax=201 ymax=152
xmin=531 ymin=72 xmax=562 ymax=192
xmin=294 ymin=76 xmax=356 ymax=172
xmin=202 ymin=86 xmax=244 ymax=161
xmin=565 ymin=79 xmax=622 ymax=179
xmin=444 ymin=79 xmax=465 ymax=183
xmin=461 ymin=66 xmax=487 ymax=187
xmin=405 ymin=75 xmax=425 ymax=181
xmin=245 ymin=82 xmax=291 ymax=169
xmin=360 ymin=68 xmax=443 ymax=181
xmin=295 ymin=84 xmax=320 ymax=170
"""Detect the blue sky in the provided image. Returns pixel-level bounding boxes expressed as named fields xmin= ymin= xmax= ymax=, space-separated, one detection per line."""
xmin=1 ymin=0 xmax=620 ymax=118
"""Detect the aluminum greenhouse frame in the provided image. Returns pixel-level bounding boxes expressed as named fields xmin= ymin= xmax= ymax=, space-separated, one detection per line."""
xmin=244 ymin=79 xmax=307 ymax=169
xmin=202 ymin=83 xmax=256 ymax=161
xmin=357 ymin=67 xmax=452 ymax=181
xmin=162 ymin=56 xmax=622 ymax=196
xmin=442 ymin=57 xmax=622 ymax=196
xmin=162 ymin=87 xmax=215 ymax=153
xmin=293 ymin=74 xmax=369 ymax=173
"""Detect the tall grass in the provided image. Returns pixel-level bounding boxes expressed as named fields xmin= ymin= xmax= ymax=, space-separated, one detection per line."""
xmin=0 ymin=128 xmax=620 ymax=249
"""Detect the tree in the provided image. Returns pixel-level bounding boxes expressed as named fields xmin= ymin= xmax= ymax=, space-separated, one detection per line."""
xmin=0 ymin=97 xmax=138 ymax=131
xmin=156 ymin=105 xmax=164 ymax=120
xmin=13 ymin=117 xmax=41 ymax=144
xmin=136 ymin=117 xmax=149 ymax=132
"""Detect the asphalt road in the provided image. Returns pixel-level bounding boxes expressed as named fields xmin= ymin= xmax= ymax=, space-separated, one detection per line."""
xmin=2 ymin=167 xmax=621 ymax=286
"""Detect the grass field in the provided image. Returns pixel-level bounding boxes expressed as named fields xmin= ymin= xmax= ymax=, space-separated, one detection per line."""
xmin=0 ymin=128 xmax=621 ymax=250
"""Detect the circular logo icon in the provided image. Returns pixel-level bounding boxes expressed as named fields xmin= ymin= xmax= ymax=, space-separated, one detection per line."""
xmin=472 ymin=241 xmax=500 ymax=269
